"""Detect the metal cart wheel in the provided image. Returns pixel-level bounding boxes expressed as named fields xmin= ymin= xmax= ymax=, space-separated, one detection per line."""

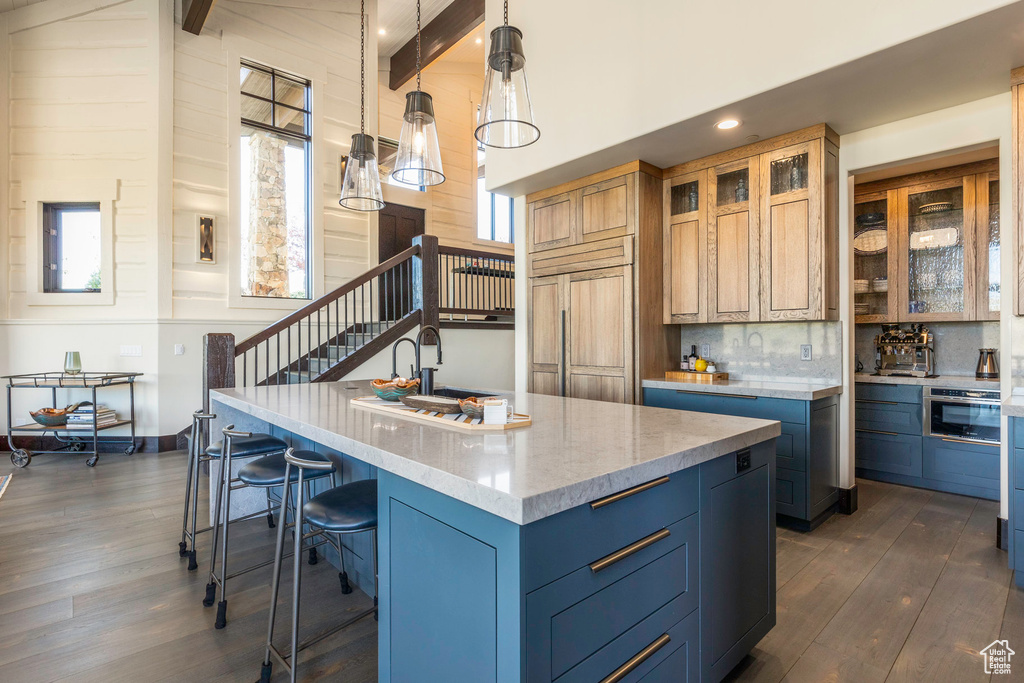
xmin=11 ymin=449 xmax=31 ymax=468
xmin=124 ymin=443 xmax=136 ymax=456
xmin=86 ymin=455 xmax=99 ymax=467
xmin=68 ymin=439 xmax=85 ymax=452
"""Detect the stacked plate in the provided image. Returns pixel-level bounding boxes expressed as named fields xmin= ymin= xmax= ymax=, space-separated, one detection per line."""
xmin=872 ymin=277 xmax=888 ymax=292
xmin=855 ymin=303 xmax=870 ymax=316
xmin=854 ymin=279 xmax=870 ymax=294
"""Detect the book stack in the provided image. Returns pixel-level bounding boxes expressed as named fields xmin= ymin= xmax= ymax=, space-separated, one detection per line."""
xmin=67 ymin=404 xmax=118 ymax=428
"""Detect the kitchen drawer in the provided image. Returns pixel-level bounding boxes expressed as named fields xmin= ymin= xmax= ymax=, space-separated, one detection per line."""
xmin=637 ymin=609 xmax=700 ymax=683
xmin=1015 ymin=490 xmax=1024 ymax=531
xmin=775 ymin=467 xmax=806 ymax=519
xmin=776 ymin=423 xmax=806 ymax=472
xmin=1016 ymin=531 xmax=1024 ymax=588
xmin=1014 ymin=417 xmax=1024 ymax=450
xmin=923 ymin=437 xmax=1000 ymax=493
xmin=855 ymin=430 xmax=922 ymax=477
xmin=1016 ymin=449 xmax=1024 ymax=490
xmin=855 ymin=400 xmax=923 ymax=435
xmin=855 ymin=383 xmax=922 ymax=405
xmin=522 ymin=467 xmax=698 ymax=592
xmin=644 ymin=388 xmax=806 ymax=424
xmin=526 ymin=514 xmax=698 ymax=682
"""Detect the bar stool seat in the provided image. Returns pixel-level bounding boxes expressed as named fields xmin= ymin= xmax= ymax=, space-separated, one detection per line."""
xmin=303 ymin=480 xmax=377 ymax=532
xmin=206 ymin=434 xmax=287 ymax=458
xmin=238 ymin=450 xmax=334 ymax=487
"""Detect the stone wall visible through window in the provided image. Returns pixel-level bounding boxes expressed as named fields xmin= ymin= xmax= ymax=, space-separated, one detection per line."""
xmin=239 ymin=61 xmax=311 ymax=299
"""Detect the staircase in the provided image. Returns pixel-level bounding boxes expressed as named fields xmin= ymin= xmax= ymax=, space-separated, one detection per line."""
xmin=203 ymin=235 xmax=514 ymax=395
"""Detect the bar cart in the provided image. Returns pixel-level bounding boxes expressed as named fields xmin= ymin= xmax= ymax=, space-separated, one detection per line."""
xmin=5 ymin=372 xmax=142 ymax=468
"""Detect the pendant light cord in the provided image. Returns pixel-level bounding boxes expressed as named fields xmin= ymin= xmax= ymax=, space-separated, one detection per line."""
xmin=504 ymin=0 xmax=508 ymax=25
xmin=415 ymin=0 xmax=421 ymax=91
xmin=359 ymin=0 xmax=365 ymax=134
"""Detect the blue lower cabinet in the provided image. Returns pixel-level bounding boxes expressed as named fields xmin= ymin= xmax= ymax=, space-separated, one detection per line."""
xmin=854 ymin=399 xmax=923 ymax=435
xmin=643 ymin=388 xmax=839 ymax=528
xmin=1013 ymin=419 xmax=1024 ymax=587
xmin=377 ymin=441 xmax=777 ymax=682
xmin=854 ymin=430 xmax=922 ymax=477
xmin=1016 ymin=531 xmax=1024 ymax=589
xmin=921 ymin=437 xmax=999 ymax=500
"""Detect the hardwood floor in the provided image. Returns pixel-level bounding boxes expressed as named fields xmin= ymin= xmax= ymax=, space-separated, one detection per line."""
xmin=0 ymin=454 xmax=1021 ymax=682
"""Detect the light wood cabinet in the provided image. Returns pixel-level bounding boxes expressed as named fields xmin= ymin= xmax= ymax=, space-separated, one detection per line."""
xmin=662 ymin=125 xmax=840 ymax=325
xmin=854 ymin=159 xmax=998 ymax=323
xmin=526 ymin=162 xmax=673 ymax=404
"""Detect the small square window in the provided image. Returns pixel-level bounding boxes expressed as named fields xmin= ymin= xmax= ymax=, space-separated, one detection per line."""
xmin=43 ymin=203 xmax=102 ymax=293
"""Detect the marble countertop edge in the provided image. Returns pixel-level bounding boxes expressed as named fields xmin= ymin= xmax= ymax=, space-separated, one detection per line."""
xmin=641 ymin=378 xmax=842 ymax=401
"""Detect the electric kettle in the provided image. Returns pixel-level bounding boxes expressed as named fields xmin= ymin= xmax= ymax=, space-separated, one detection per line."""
xmin=976 ymin=348 xmax=999 ymax=380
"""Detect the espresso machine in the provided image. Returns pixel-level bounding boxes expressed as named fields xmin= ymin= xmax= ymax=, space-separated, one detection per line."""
xmin=874 ymin=323 xmax=935 ymax=378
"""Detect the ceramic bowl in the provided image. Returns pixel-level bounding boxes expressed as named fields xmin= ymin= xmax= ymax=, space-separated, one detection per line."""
xmin=370 ymin=378 xmax=420 ymax=402
xmin=458 ymin=397 xmax=486 ymax=419
xmin=30 ymin=407 xmax=69 ymax=427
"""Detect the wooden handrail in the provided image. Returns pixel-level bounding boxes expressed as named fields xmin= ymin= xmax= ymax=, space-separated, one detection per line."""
xmin=438 ymin=244 xmax=514 ymax=261
xmin=234 ymin=244 xmax=421 ymax=356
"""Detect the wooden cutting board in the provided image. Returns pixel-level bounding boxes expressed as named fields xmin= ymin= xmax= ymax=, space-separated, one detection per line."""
xmin=665 ymin=370 xmax=729 ymax=384
xmin=351 ymin=396 xmax=532 ymax=431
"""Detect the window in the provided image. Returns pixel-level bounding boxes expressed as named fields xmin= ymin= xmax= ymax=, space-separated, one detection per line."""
xmin=43 ymin=203 xmax=102 ymax=293
xmin=239 ymin=60 xmax=312 ymax=299
xmin=476 ymin=143 xmax=514 ymax=243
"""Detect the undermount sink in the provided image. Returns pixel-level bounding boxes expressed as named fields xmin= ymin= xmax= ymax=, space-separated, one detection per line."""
xmin=431 ymin=387 xmax=497 ymax=400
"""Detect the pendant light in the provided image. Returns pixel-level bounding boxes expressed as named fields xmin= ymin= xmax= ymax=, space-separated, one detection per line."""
xmin=475 ymin=0 xmax=540 ymax=149
xmin=340 ymin=0 xmax=385 ymax=211
xmin=392 ymin=0 xmax=445 ymax=186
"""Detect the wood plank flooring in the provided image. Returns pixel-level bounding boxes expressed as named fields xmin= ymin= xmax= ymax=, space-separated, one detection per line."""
xmin=0 ymin=453 xmax=1021 ymax=682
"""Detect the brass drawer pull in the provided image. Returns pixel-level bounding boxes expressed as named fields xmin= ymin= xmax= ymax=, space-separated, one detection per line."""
xmin=856 ymin=399 xmax=899 ymax=405
xmin=590 ymin=528 xmax=671 ymax=573
xmin=856 ymin=428 xmax=899 ymax=436
xmin=675 ymin=390 xmax=757 ymax=400
xmin=599 ymin=633 xmax=672 ymax=683
xmin=590 ymin=476 xmax=670 ymax=510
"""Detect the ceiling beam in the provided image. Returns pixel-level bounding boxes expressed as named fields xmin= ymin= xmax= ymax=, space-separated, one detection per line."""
xmin=389 ymin=0 xmax=484 ymax=90
xmin=182 ymin=0 xmax=217 ymax=35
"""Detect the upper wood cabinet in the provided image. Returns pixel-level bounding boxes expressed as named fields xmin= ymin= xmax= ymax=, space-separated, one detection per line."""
xmin=662 ymin=125 xmax=840 ymax=325
xmin=528 ymin=173 xmax=635 ymax=253
xmin=526 ymin=162 xmax=674 ymax=404
xmin=854 ymin=159 xmax=998 ymax=324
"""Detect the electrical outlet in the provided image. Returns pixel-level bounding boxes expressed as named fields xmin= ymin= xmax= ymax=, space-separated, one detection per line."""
xmin=174 ymin=344 xmax=185 ymax=356
xmin=800 ymin=344 xmax=812 ymax=361
xmin=700 ymin=344 xmax=711 ymax=358
xmin=119 ymin=345 xmax=142 ymax=357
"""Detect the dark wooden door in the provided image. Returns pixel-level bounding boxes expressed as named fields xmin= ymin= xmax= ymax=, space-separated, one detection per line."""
xmin=378 ymin=204 xmax=425 ymax=320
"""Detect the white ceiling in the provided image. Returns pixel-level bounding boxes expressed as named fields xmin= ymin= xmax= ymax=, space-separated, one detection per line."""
xmin=377 ymin=0 xmax=456 ymax=57
xmin=0 ymin=0 xmax=48 ymax=13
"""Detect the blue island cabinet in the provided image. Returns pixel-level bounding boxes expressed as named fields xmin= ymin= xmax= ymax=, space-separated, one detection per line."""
xmin=643 ymin=388 xmax=839 ymax=530
xmin=377 ymin=441 xmax=776 ymax=682
xmin=1011 ymin=418 xmax=1024 ymax=588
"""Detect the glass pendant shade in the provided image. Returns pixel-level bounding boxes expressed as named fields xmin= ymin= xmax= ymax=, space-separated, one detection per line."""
xmin=475 ymin=25 xmax=540 ymax=149
xmin=340 ymin=133 xmax=385 ymax=211
xmin=393 ymin=91 xmax=445 ymax=186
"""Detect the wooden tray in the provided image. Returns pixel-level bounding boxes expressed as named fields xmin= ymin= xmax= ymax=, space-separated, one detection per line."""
xmin=665 ymin=370 xmax=729 ymax=384
xmin=351 ymin=396 xmax=532 ymax=431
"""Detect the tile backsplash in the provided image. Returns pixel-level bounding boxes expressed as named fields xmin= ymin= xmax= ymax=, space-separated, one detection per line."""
xmin=854 ymin=321 xmax=999 ymax=376
xmin=679 ymin=322 xmax=843 ymax=383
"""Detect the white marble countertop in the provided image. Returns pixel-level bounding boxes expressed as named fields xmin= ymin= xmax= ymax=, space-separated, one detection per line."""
xmin=1001 ymin=394 xmax=1024 ymax=418
xmin=854 ymin=373 xmax=1001 ymax=390
xmin=642 ymin=377 xmax=842 ymax=401
xmin=211 ymin=382 xmax=780 ymax=526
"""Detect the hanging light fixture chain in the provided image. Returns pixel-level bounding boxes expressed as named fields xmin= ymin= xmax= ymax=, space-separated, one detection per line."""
xmin=416 ymin=0 xmax=421 ymax=91
xmin=359 ymin=0 xmax=365 ymax=134
xmin=504 ymin=0 xmax=508 ymax=25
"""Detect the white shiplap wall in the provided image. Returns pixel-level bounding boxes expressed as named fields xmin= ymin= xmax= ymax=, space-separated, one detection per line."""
xmin=171 ymin=0 xmax=376 ymax=319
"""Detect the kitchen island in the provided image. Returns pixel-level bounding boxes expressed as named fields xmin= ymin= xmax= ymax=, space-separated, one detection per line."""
xmin=211 ymin=381 xmax=781 ymax=682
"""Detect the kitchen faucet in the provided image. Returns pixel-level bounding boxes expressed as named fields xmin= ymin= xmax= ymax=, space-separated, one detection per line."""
xmin=391 ymin=337 xmax=416 ymax=379
xmin=414 ymin=325 xmax=443 ymax=395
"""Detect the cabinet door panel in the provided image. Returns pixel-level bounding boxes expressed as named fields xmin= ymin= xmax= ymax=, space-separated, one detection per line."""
xmin=581 ymin=174 xmax=634 ymax=241
xmin=569 ymin=273 xmax=626 ymax=368
xmin=664 ymin=170 xmax=707 ymax=324
xmin=768 ymin=199 xmax=810 ymax=312
xmin=713 ymin=211 xmax=752 ymax=315
xmin=530 ymin=193 xmax=575 ymax=252
xmin=531 ymin=280 xmax=561 ymax=365
xmin=569 ymin=373 xmax=626 ymax=403
xmin=532 ymin=371 xmax=559 ymax=396
xmin=669 ymin=220 xmax=701 ymax=317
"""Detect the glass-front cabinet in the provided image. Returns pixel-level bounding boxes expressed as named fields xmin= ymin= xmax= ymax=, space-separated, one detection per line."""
xmin=853 ymin=160 xmax=999 ymax=324
xmin=664 ymin=170 xmax=708 ymax=324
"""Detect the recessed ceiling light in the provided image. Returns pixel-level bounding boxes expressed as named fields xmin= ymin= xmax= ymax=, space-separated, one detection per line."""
xmin=715 ymin=119 xmax=740 ymax=130
xmin=378 ymin=28 xmax=386 ymax=35
xmin=475 ymin=37 xmax=482 ymax=44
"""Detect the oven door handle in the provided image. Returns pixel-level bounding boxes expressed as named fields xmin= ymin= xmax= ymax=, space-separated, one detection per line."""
xmin=923 ymin=397 xmax=1001 ymax=407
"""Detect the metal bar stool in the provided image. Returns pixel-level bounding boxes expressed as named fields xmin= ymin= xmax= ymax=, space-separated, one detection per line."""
xmin=204 ymin=425 xmax=296 ymax=628
xmin=258 ymin=448 xmax=378 ymax=683
xmin=179 ymin=412 xmax=289 ymax=571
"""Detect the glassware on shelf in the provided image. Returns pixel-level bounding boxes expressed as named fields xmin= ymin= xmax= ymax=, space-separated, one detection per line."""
xmin=717 ymin=168 xmax=749 ymax=205
xmin=735 ymin=177 xmax=748 ymax=202
xmin=64 ymin=352 xmax=82 ymax=376
xmin=670 ymin=181 xmax=700 ymax=215
xmin=853 ymin=198 xmax=890 ymax=319
xmin=770 ymin=153 xmax=808 ymax=195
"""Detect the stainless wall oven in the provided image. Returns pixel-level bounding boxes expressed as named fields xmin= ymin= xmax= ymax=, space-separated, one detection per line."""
xmin=923 ymin=387 xmax=1001 ymax=445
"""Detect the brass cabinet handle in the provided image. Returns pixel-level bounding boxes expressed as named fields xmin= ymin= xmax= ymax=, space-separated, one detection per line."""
xmin=856 ymin=428 xmax=899 ymax=436
xmin=590 ymin=528 xmax=671 ymax=573
xmin=941 ymin=437 xmax=997 ymax=446
xmin=856 ymin=399 xmax=899 ymax=405
xmin=590 ymin=476 xmax=670 ymax=510
xmin=675 ymin=390 xmax=756 ymax=400
xmin=599 ymin=633 xmax=672 ymax=683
